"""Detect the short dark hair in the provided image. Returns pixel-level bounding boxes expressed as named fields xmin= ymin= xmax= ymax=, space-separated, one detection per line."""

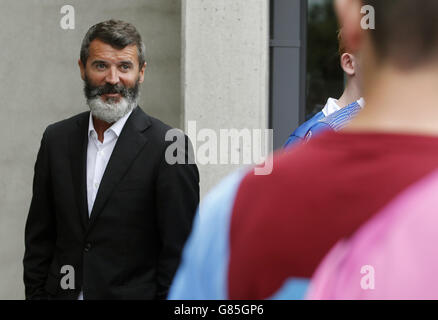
xmin=80 ymin=19 xmax=146 ymax=68
xmin=363 ymin=0 xmax=438 ymax=68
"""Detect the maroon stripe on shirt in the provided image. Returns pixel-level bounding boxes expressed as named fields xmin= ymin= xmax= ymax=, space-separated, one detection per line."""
xmin=228 ymin=131 xmax=438 ymax=300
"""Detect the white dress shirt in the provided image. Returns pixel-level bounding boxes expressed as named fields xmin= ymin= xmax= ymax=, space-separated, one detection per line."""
xmin=78 ymin=109 xmax=133 ymax=300
xmin=86 ymin=110 xmax=133 ymax=216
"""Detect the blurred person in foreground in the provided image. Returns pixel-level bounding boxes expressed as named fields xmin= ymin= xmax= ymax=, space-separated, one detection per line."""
xmin=307 ymin=168 xmax=438 ymax=299
xmin=169 ymin=0 xmax=438 ymax=300
xmin=284 ymin=29 xmax=364 ymax=148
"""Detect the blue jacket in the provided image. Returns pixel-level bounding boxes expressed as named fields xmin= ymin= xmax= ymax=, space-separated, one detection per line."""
xmin=284 ymin=101 xmax=363 ymax=148
xmin=283 ymin=111 xmax=326 ymax=148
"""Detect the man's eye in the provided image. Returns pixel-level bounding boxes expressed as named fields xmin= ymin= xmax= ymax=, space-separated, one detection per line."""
xmin=96 ymin=63 xmax=106 ymax=70
xmin=121 ymin=64 xmax=131 ymax=70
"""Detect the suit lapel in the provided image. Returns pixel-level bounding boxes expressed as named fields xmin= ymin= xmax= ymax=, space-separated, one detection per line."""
xmin=69 ymin=112 xmax=90 ymax=231
xmin=86 ymin=107 xmax=152 ymax=234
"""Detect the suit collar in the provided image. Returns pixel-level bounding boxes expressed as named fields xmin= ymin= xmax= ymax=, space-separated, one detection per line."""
xmin=127 ymin=106 xmax=152 ymax=133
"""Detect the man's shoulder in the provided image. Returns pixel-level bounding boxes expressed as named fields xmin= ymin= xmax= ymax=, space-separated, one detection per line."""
xmin=139 ymin=109 xmax=189 ymax=146
xmin=235 ymin=132 xmax=349 ymax=211
xmin=45 ymin=111 xmax=89 ymax=136
xmin=319 ymin=101 xmax=362 ymax=131
xmin=145 ymin=113 xmax=174 ymax=135
xmin=295 ymin=112 xmax=325 ymax=137
xmin=284 ymin=112 xmax=325 ymax=148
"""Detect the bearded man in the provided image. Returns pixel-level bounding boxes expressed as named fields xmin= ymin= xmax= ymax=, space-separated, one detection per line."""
xmin=23 ymin=20 xmax=199 ymax=300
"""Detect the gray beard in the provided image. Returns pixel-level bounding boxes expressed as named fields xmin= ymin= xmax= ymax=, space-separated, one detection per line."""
xmin=87 ymin=96 xmax=137 ymax=124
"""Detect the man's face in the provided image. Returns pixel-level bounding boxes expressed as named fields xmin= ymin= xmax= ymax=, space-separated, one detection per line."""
xmin=79 ymin=39 xmax=146 ymax=123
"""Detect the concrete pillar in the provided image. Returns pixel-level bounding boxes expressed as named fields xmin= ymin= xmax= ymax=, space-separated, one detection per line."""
xmin=182 ymin=0 xmax=270 ymax=198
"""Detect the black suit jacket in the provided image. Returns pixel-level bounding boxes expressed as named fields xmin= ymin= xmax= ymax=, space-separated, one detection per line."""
xmin=23 ymin=106 xmax=199 ymax=300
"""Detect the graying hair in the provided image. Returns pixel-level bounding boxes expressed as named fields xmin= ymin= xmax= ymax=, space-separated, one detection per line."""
xmin=80 ymin=19 xmax=146 ymax=68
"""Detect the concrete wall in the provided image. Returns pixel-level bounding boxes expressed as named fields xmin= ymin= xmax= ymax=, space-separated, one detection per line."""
xmin=0 ymin=0 xmax=181 ymax=299
xmin=182 ymin=0 xmax=270 ymax=198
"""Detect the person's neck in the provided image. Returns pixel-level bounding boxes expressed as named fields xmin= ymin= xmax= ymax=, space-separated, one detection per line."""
xmin=344 ymin=63 xmax=438 ymax=136
xmin=336 ymin=79 xmax=361 ymax=109
xmin=92 ymin=116 xmax=113 ymax=143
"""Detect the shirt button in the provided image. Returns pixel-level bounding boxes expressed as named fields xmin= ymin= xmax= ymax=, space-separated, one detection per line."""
xmin=84 ymin=243 xmax=92 ymax=252
xmin=94 ymin=182 xmax=99 ymax=189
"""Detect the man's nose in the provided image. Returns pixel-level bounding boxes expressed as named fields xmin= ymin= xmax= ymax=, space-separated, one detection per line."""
xmin=105 ymin=66 xmax=120 ymax=85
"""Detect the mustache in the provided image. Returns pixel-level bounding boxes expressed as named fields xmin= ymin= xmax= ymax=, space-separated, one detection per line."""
xmin=83 ymin=76 xmax=139 ymax=101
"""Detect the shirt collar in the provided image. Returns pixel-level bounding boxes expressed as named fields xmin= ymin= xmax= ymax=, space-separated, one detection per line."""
xmin=357 ymin=97 xmax=365 ymax=108
xmin=322 ymin=98 xmax=342 ymax=117
xmin=322 ymin=97 xmax=366 ymax=117
xmin=88 ymin=109 xmax=134 ymax=138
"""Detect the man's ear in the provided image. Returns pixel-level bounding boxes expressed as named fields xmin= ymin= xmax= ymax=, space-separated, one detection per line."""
xmin=78 ymin=59 xmax=86 ymax=81
xmin=340 ymin=53 xmax=356 ymax=76
xmin=335 ymin=0 xmax=363 ymax=54
xmin=138 ymin=62 xmax=147 ymax=84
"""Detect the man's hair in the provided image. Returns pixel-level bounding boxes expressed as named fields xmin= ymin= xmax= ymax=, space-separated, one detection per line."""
xmin=363 ymin=0 xmax=438 ymax=68
xmin=80 ymin=19 xmax=146 ymax=68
